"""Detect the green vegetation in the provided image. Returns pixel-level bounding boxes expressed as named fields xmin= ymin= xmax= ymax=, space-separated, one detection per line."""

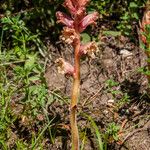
xmin=0 ymin=14 xmax=64 ymax=149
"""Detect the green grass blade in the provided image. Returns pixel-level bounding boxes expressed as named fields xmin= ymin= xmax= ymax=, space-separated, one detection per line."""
xmin=0 ymin=28 xmax=4 ymax=55
xmin=88 ymin=116 xmax=104 ymax=150
xmin=80 ymin=128 xmax=87 ymax=150
xmin=31 ymin=117 xmax=55 ymax=149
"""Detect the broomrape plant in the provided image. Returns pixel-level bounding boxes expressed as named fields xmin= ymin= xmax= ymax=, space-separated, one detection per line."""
xmin=140 ymin=9 xmax=150 ymax=82
xmin=55 ymin=0 xmax=98 ymax=149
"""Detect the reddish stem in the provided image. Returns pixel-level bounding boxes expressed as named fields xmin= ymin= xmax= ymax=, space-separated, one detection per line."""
xmin=70 ymin=35 xmax=80 ymax=150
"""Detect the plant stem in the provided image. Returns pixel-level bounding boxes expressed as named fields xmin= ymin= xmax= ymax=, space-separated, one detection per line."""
xmin=70 ymin=38 xmax=80 ymax=150
xmin=0 ymin=28 xmax=4 ymax=55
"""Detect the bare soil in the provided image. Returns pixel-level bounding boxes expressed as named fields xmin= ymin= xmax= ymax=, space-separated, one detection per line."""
xmin=45 ymin=34 xmax=150 ymax=150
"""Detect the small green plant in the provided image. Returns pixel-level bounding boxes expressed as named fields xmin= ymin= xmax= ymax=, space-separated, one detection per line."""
xmin=117 ymin=1 xmax=140 ymax=35
xmin=89 ymin=0 xmax=146 ymax=36
xmin=83 ymin=114 xmax=120 ymax=150
xmin=1 ymin=15 xmax=46 ymax=111
xmin=105 ymin=122 xmax=120 ymax=142
xmin=55 ymin=0 xmax=99 ymax=149
xmin=116 ymin=93 xmax=130 ymax=108
xmin=106 ymin=79 xmax=130 ymax=108
xmin=105 ymin=79 xmax=121 ymax=96
xmin=0 ymin=15 xmax=54 ymax=149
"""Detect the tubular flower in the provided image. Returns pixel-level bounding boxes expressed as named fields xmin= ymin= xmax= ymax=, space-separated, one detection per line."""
xmin=56 ymin=11 xmax=74 ymax=28
xmin=60 ymin=27 xmax=79 ymax=44
xmin=78 ymin=12 xmax=99 ymax=32
xmin=79 ymin=41 xmax=98 ymax=58
xmin=55 ymin=58 xmax=74 ymax=76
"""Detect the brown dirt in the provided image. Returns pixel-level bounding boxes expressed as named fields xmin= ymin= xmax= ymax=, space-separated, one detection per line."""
xmin=45 ymin=34 xmax=150 ymax=150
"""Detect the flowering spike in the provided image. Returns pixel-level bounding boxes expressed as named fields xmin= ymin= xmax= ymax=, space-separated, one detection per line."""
xmin=78 ymin=12 xmax=99 ymax=32
xmin=56 ymin=11 xmax=74 ymax=28
xmin=55 ymin=58 xmax=74 ymax=76
xmin=79 ymin=41 xmax=98 ymax=58
xmin=55 ymin=1 xmax=99 ymax=149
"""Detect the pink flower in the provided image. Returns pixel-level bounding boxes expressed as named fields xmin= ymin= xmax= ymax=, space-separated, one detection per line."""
xmin=55 ymin=58 xmax=74 ymax=76
xmin=56 ymin=11 xmax=74 ymax=28
xmin=78 ymin=12 xmax=99 ymax=32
